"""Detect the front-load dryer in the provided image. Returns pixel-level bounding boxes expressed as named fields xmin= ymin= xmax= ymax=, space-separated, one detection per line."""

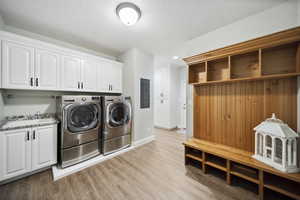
xmin=56 ymin=95 xmax=102 ymax=168
xmin=103 ymin=96 xmax=132 ymax=155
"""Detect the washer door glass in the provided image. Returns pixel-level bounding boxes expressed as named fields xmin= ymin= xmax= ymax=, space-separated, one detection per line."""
xmin=108 ymin=102 xmax=130 ymax=128
xmin=67 ymin=103 xmax=99 ymax=133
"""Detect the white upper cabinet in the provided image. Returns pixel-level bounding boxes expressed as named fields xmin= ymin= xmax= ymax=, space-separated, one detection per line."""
xmin=0 ymin=31 xmax=123 ymax=93
xmin=0 ymin=128 xmax=31 ymax=181
xmin=61 ymin=55 xmax=82 ymax=91
xmin=97 ymin=60 xmax=111 ymax=92
xmin=97 ymin=60 xmax=123 ymax=93
xmin=31 ymin=125 xmax=57 ymax=171
xmin=2 ymin=41 xmax=34 ymax=89
xmin=110 ymin=62 xmax=123 ymax=93
xmin=35 ymin=48 xmax=60 ymax=90
xmin=81 ymin=59 xmax=98 ymax=92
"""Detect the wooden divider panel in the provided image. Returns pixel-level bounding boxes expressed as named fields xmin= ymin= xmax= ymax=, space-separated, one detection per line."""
xmin=193 ymin=77 xmax=297 ymax=152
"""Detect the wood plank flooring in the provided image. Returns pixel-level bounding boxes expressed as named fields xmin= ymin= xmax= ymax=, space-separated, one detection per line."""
xmin=0 ymin=129 xmax=258 ymax=200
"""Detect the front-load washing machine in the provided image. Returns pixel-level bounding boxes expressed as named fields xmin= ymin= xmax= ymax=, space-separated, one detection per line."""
xmin=56 ymin=96 xmax=102 ymax=168
xmin=103 ymin=96 xmax=132 ymax=155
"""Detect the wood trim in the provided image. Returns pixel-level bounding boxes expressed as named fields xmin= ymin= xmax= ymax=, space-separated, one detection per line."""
xmin=258 ymin=49 xmax=262 ymax=76
xmin=259 ymin=170 xmax=264 ymax=200
xmin=190 ymin=72 xmax=300 ymax=86
xmin=184 ymin=26 xmax=300 ymax=65
xmin=226 ymin=160 xmax=231 ymax=185
xmin=296 ymin=44 xmax=300 ymax=73
xmin=202 ymin=151 xmax=206 ymax=173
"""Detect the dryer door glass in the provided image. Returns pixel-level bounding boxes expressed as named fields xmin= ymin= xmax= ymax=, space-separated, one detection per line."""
xmin=68 ymin=103 xmax=99 ymax=133
xmin=109 ymin=103 xmax=130 ymax=127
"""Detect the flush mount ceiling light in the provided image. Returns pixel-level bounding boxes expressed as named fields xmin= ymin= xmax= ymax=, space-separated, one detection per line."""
xmin=173 ymin=56 xmax=179 ymax=60
xmin=116 ymin=2 xmax=141 ymax=26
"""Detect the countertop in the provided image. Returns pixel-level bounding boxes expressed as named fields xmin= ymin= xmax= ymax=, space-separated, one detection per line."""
xmin=0 ymin=117 xmax=59 ymax=131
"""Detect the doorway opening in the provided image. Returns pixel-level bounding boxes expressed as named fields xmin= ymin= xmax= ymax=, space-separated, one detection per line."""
xmin=154 ymin=65 xmax=187 ymax=134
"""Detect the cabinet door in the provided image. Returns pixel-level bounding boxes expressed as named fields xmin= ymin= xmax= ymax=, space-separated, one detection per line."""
xmin=0 ymin=129 xmax=31 ymax=181
xmin=97 ymin=60 xmax=112 ymax=92
xmin=61 ymin=55 xmax=81 ymax=91
xmin=2 ymin=41 xmax=34 ymax=89
xmin=35 ymin=49 xmax=60 ymax=90
xmin=32 ymin=125 xmax=57 ymax=170
xmin=81 ymin=59 xmax=97 ymax=92
xmin=110 ymin=62 xmax=123 ymax=93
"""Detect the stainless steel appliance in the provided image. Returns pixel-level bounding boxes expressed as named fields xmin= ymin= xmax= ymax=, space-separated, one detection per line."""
xmin=103 ymin=96 xmax=132 ymax=155
xmin=56 ymin=96 xmax=102 ymax=168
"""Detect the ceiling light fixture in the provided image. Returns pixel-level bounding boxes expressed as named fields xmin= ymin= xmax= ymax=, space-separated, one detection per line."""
xmin=116 ymin=2 xmax=141 ymax=26
xmin=173 ymin=56 xmax=179 ymax=60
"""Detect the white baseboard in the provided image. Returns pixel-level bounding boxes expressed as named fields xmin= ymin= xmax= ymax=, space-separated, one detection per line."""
xmin=52 ymin=135 xmax=155 ymax=181
xmin=133 ymin=135 xmax=156 ymax=147
xmin=154 ymin=125 xmax=177 ymax=130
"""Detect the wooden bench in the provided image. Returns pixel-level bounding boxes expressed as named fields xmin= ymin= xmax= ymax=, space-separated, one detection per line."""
xmin=183 ymin=138 xmax=300 ymax=200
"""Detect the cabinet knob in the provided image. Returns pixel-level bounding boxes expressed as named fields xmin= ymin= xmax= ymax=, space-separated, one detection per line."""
xmin=81 ymin=82 xmax=83 ymax=89
xmin=78 ymin=82 xmax=80 ymax=89
xmin=36 ymin=78 xmax=39 ymax=87
xmin=30 ymin=78 xmax=33 ymax=86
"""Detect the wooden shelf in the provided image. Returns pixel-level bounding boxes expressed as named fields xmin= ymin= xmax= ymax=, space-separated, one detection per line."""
xmin=264 ymin=184 xmax=300 ymax=200
xmin=207 ymin=57 xmax=229 ymax=82
xmin=205 ymin=161 xmax=227 ymax=172
xmin=231 ymin=171 xmax=259 ymax=184
xmin=184 ymin=138 xmax=300 ymax=200
xmin=187 ymin=28 xmax=300 ymax=86
xmin=189 ymin=62 xmax=206 ymax=84
xmin=186 ymin=154 xmax=203 ymax=162
xmin=264 ymin=172 xmax=300 ymax=200
xmin=191 ymin=71 xmax=300 ymax=86
xmin=262 ymin=42 xmax=299 ymax=76
xmin=231 ymin=51 xmax=260 ymax=79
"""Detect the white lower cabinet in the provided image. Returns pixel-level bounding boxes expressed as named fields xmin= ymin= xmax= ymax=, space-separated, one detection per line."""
xmin=0 ymin=125 xmax=57 ymax=182
xmin=31 ymin=126 xmax=57 ymax=171
xmin=0 ymin=128 xmax=31 ymax=181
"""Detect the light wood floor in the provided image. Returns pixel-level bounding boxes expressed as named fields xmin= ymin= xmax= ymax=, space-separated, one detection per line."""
xmin=0 ymin=129 xmax=258 ymax=200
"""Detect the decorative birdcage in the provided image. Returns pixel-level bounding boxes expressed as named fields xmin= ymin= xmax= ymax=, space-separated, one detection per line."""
xmin=253 ymin=113 xmax=299 ymax=173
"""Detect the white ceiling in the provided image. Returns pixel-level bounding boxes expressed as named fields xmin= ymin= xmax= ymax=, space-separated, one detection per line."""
xmin=0 ymin=0 xmax=287 ymax=57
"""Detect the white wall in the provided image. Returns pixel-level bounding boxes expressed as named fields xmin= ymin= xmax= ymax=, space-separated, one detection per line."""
xmin=0 ymin=16 xmax=4 ymax=121
xmin=0 ymin=15 xmax=4 ymax=30
xmin=2 ymin=92 xmax=56 ymax=117
xmin=298 ymin=0 xmax=300 ymax=25
xmin=119 ymin=48 xmax=154 ymax=142
xmin=0 ymin=90 xmax=106 ymax=118
xmin=154 ymin=66 xmax=171 ymax=128
xmin=183 ymin=0 xmax=299 ymax=138
xmin=184 ymin=0 xmax=299 ymax=57
xmin=0 ymin=92 xmax=4 ymax=122
xmin=153 ymin=59 xmax=183 ymax=129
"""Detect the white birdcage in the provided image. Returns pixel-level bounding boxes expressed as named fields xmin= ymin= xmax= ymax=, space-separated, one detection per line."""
xmin=253 ymin=113 xmax=300 ymax=173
